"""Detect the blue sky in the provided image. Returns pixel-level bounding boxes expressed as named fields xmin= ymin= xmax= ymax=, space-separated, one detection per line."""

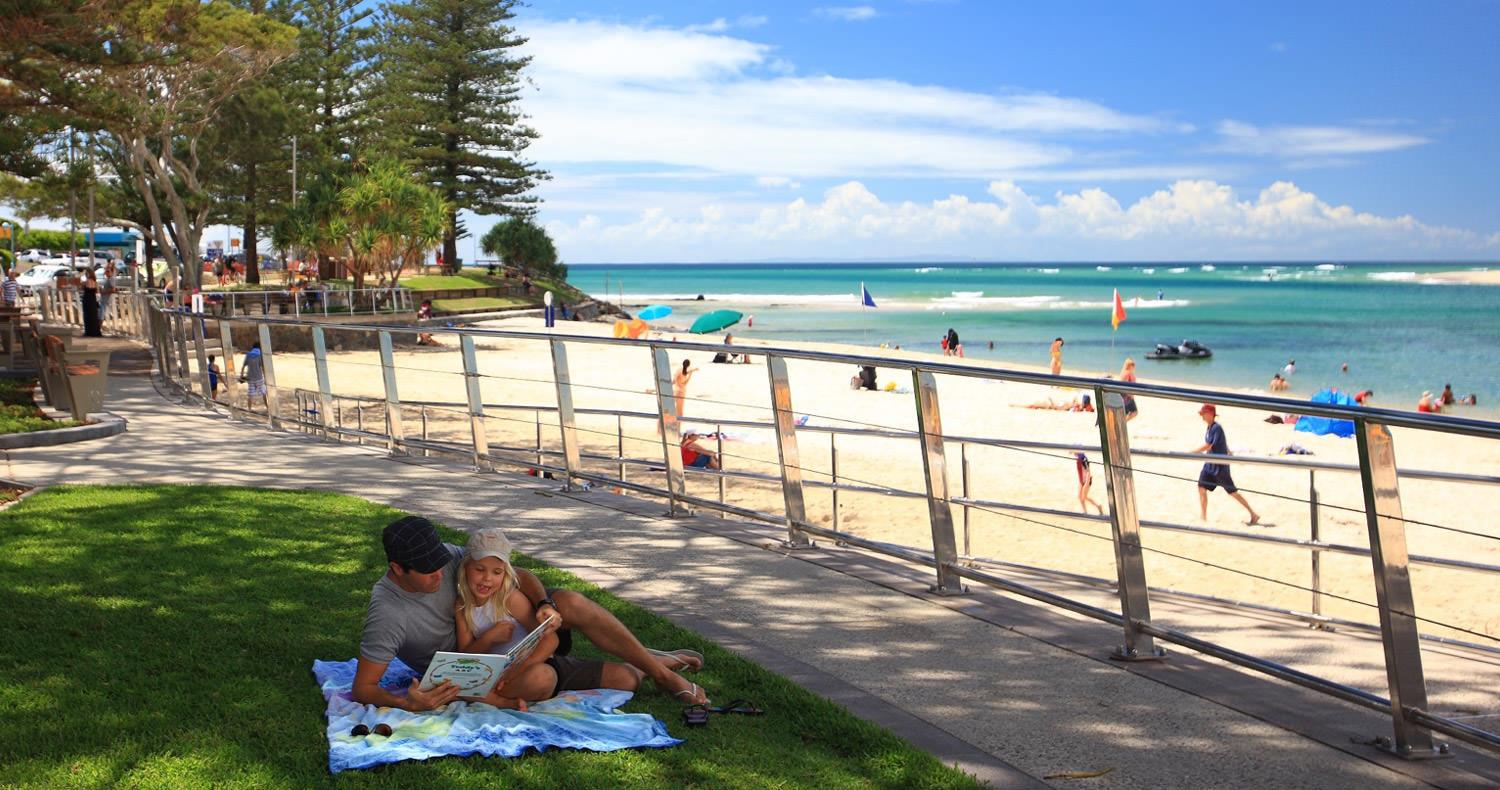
xmin=486 ymin=0 xmax=1499 ymax=262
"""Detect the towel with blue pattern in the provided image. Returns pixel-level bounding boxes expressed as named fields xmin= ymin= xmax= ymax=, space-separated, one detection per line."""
xmin=313 ymin=658 xmax=680 ymax=773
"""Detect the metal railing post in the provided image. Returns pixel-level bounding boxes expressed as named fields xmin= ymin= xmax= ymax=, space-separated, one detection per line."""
xmin=617 ymin=414 xmax=625 ymax=482
xmin=651 ymin=346 xmax=688 ymax=516
xmin=1356 ymin=419 xmax=1445 ymax=758
xmin=534 ymin=410 xmax=542 ymax=467
xmin=172 ymin=311 xmax=191 ymax=383
xmin=1096 ymin=388 xmax=1165 ymax=661
xmin=191 ymin=312 xmax=213 ymax=403
xmin=311 ymin=325 xmax=334 ymax=438
xmin=217 ymin=319 xmax=238 ymax=414
xmin=460 ymin=335 xmax=489 ymax=469
xmin=549 ymin=339 xmax=584 ymax=490
xmin=1310 ymin=469 xmax=1322 ymax=620
xmin=912 ymin=369 xmax=964 ymax=593
xmin=257 ymin=323 xmax=281 ymax=429
xmin=716 ymin=423 xmax=725 ymax=513
xmin=379 ymin=331 xmax=405 ymax=455
xmin=830 ymin=432 xmax=840 ymax=532
xmin=420 ymin=406 xmax=429 ymax=457
xmin=766 ymin=354 xmax=812 ymax=547
xmin=961 ymin=442 xmax=972 ymax=558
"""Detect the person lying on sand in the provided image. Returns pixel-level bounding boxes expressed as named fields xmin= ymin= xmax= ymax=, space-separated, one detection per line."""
xmin=1025 ymin=393 xmax=1093 ymax=412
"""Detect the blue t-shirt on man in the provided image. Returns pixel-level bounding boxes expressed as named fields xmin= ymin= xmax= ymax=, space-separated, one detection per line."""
xmin=1203 ymin=422 xmax=1229 ymax=474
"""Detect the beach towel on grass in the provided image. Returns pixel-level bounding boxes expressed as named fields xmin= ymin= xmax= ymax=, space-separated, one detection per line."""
xmin=312 ymin=658 xmax=680 ymax=773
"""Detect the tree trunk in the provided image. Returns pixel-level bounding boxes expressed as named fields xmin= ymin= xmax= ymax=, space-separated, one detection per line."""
xmin=144 ymin=235 xmax=155 ymax=287
xmin=244 ymin=161 xmax=260 ymax=284
xmin=443 ymin=208 xmax=458 ymax=275
xmin=317 ymin=251 xmax=336 ymax=280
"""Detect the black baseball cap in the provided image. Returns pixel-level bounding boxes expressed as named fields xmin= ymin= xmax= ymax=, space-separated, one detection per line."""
xmin=383 ymin=516 xmax=451 ymax=574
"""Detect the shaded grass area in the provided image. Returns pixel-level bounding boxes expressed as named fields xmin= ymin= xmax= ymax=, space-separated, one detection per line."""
xmin=0 ymin=378 xmax=81 ymax=434
xmin=0 ymin=485 xmax=981 ymax=789
xmin=431 ymin=296 xmax=536 ymax=314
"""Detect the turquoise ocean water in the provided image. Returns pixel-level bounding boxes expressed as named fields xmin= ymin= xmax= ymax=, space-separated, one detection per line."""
xmin=567 ymin=263 xmax=1500 ymax=415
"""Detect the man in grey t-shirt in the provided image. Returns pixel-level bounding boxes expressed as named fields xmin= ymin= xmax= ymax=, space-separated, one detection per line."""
xmin=359 ymin=542 xmax=464 ymax=675
xmin=351 ymin=516 xmax=710 ymax=711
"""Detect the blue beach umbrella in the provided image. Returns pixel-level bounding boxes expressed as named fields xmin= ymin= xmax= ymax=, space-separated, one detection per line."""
xmin=637 ymin=304 xmax=672 ymax=321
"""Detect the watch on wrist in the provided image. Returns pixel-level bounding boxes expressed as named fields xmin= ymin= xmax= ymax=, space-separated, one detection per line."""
xmin=537 ymin=597 xmax=556 ymax=610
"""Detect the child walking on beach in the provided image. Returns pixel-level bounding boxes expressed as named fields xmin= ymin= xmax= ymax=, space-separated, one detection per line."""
xmin=208 ymin=355 xmax=221 ymax=399
xmin=1075 ymin=453 xmax=1104 ymax=514
xmin=454 ymin=528 xmax=564 ymax=706
xmin=1192 ymin=404 xmax=1260 ymax=525
xmin=1050 ymin=338 xmax=1064 ymax=375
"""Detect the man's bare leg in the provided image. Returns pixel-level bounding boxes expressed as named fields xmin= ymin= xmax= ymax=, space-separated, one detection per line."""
xmin=551 ymin=589 xmax=708 ymax=704
xmin=1198 ymin=486 xmax=1209 ymax=520
xmin=1228 ymin=491 xmax=1260 ymax=524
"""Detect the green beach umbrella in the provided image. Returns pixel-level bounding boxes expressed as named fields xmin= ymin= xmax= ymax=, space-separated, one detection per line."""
xmin=689 ymin=309 xmax=743 ymax=334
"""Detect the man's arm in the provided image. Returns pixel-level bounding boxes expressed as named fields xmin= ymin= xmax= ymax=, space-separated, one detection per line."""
xmin=1192 ymin=442 xmax=1212 ymax=453
xmin=351 ymin=656 xmax=460 ymax=711
xmin=514 ymin=567 xmax=562 ymax=631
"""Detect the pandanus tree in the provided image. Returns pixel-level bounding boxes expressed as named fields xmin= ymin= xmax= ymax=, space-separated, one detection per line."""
xmin=274 ymin=159 xmax=446 ymax=291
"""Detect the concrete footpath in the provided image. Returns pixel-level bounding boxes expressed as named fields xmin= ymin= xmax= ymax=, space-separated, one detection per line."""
xmin=5 ymin=364 xmax=1499 ymax=788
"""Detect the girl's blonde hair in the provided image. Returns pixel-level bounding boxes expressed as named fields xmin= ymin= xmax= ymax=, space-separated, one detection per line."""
xmin=456 ymin=554 xmax=517 ymax=635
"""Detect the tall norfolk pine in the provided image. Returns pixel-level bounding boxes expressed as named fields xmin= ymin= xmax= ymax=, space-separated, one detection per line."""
xmin=374 ymin=0 xmax=546 ymax=269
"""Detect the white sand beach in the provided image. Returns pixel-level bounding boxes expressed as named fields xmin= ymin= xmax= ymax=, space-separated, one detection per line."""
xmin=257 ymin=316 xmax=1500 ymax=644
xmin=1423 ymin=269 xmax=1500 ymax=285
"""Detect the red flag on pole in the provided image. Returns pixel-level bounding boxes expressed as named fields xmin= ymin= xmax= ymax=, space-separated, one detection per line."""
xmin=1111 ymin=289 xmax=1127 ymax=331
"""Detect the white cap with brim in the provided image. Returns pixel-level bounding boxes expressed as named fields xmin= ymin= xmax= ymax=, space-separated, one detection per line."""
xmin=466 ymin=527 xmax=513 ymax=563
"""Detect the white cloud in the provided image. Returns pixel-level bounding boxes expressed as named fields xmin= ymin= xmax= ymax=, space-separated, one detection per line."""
xmin=685 ymin=15 xmax=770 ymax=33
xmin=815 ymin=6 xmax=879 ymax=21
xmin=756 ymin=176 xmax=802 ymax=188
xmin=1215 ymin=120 xmax=1428 ymax=157
xmin=519 ymin=19 xmax=1185 ymax=179
xmin=543 ymin=179 xmax=1498 ymax=261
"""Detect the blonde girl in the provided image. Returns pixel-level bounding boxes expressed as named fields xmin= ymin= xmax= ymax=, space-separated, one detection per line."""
xmin=454 ymin=528 xmax=561 ymax=705
xmin=1118 ymin=357 xmax=1140 ymax=421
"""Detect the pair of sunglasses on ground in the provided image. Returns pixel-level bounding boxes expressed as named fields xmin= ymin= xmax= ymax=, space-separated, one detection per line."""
xmin=349 ymin=723 xmax=393 ymax=737
xmin=683 ymin=699 xmax=765 ymax=727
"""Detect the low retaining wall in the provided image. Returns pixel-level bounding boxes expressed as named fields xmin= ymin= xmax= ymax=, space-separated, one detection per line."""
xmin=0 ymin=412 xmax=127 ymax=449
xmin=225 ymin=315 xmax=423 ymax=354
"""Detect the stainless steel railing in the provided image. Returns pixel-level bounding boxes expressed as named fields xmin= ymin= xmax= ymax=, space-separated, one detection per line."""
xmin=119 ymin=303 xmax=1500 ymax=760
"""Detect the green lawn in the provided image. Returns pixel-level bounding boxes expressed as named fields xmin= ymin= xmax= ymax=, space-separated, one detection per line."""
xmin=431 ymin=296 xmax=536 ymax=314
xmin=0 ymin=486 xmax=980 ymax=789
xmin=400 ymin=275 xmax=494 ymax=291
xmin=0 ymin=378 xmax=81 ymax=434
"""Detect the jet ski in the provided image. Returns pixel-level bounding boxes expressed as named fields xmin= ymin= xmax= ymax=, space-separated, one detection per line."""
xmin=1146 ymin=340 xmax=1212 ymax=360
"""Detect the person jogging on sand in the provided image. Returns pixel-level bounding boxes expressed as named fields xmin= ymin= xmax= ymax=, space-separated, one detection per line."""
xmin=1192 ymin=404 xmax=1260 ymax=525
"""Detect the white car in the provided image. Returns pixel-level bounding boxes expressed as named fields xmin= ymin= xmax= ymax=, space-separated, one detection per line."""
xmin=17 ymin=249 xmax=50 ymax=263
xmin=16 ymin=263 xmax=70 ymax=293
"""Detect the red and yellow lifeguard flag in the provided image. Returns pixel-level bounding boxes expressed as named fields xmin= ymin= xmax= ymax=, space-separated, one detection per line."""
xmin=1111 ymin=289 xmax=1127 ymax=331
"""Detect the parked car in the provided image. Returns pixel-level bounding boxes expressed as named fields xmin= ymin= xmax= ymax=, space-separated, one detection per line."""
xmin=17 ymin=248 xmax=51 ymax=263
xmin=16 ymin=263 xmax=70 ymax=293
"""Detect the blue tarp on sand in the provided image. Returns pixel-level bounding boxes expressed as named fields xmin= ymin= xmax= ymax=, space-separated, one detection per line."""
xmin=1295 ymin=388 xmax=1357 ymax=438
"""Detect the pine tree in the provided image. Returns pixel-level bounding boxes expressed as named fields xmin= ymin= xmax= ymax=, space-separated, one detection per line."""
xmin=291 ymin=0 xmax=377 ymax=170
xmin=375 ymin=0 xmax=546 ymax=270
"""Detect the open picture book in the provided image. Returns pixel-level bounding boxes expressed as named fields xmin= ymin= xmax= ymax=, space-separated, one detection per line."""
xmin=417 ymin=613 xmax=559 ymax=697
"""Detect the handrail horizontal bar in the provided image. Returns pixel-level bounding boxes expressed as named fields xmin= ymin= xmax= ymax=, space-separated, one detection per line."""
xmin=213 ymin=313 xmax=1500 ymax=439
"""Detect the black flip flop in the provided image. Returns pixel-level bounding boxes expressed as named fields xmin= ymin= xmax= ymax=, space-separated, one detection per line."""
xmin=682 ymin=704 xmax=709 ymax=727
xmin=709 ymin=699 xmax=765 ymax=716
